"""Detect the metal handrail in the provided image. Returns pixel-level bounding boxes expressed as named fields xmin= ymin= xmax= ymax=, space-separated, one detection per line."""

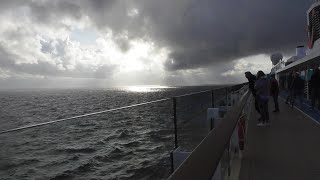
xmin=167 ymin=90 xmax=251 ymax=180
xmin=174 ymin=89 xmax=211 ymax=98
xmin=0 ymin=83 xmax=246 ymax=135
xmin=0 ymin=98 xmax=169 ymax=135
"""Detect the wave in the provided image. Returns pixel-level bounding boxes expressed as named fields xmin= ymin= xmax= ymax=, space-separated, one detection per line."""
xmin=117 ymin=129 xmax=136 ymax=139
xmin=145 ymin=129 xmax=172 ymax=142
xmin=74 ymin=161 xmax=97 ymax=173
xmin=125 ymin=156 xmax=171 ymax=180
xmin=94 ymin=146 xmax=132 ymax=162
xmin=0 ymin=158 xmax=40 ymax=171
xmin=56 ymin=146 xmax=96 ymax=154
xmin=50 ymin=171 xmax=75 ymax=180
xmin=20 ymin=159 xmax=40 ymax=166
xmin=78 ymin=122 xmax=98 ymax=127
xmin=0 ymin=162 xmax=17 ymax=171
xmin=50 ymin=161 xmax=96 ymax=180
xmin=116 ymin=140 xmax=141 ymax=148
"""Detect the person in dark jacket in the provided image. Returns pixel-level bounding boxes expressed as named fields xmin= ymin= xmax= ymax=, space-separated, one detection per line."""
xmin=291 ymin=72 xmax=305 ymax=108
xmin=310 ymin=66 xmax=320 ymax=110
xmin=255 ymin=71 xmax=270 ymax=126
xmin=245 ymin=72 xmax=256 ymax=95
xmin=245 ymin=71 xmax=261 ymax=115
xmin=270 ymin=74 xmax=280 ymax=112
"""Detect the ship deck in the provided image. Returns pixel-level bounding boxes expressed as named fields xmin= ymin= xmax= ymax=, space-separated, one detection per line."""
xmin=239 ymin=97 xmax=320 ymax=180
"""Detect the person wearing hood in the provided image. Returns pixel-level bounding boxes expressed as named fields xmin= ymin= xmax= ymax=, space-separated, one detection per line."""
xmin=255 ymin=71 xmax=270 ymax=126
xmin=245 ymin=71 xmax=260 ymax=115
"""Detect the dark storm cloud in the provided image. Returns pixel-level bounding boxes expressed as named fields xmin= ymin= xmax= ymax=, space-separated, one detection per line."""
xmin=68 ymin=0 xmax=313 ymax=71
xmin=133 ymin=0 xmax=314 ymax=70
xmin=80 ymin=0 xmax=139 ymax=31
xmin=0 ymin=0 xmax=28 ymax=11
xmin=28 ymin=1 xmax=82 ymax=25
xmin=0 ymin=1 xmax=81 ymax=26
xmin=0 ymin=0 xmax=315 ymax=73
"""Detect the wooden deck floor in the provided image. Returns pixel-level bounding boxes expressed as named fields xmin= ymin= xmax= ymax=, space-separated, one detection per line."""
xmin=239 ymin=98 xmax=320 ymax=180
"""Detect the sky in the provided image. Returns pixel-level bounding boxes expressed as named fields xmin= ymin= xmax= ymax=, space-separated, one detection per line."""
xmin=0 ymin=0 xmax=315 ymax=89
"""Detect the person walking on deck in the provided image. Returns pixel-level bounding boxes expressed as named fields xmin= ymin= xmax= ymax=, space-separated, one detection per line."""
xmin=310 ymin=66 xmax=320 ymax=110
xmin=245 ymin=72 xmax=261 ymax=118
xmin=270 ymin=74 xmax=280 ymax=112
xmin=255 ymin=71 xmax=270 ymax=126
xmin=291 ymin=72 xmax=304 ymax=108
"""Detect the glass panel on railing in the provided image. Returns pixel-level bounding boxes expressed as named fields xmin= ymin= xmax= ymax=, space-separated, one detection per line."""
xmin=175 ymin=91 xmax=212 ymax=152
xmin=215 ymin=89 xmax=251 ymax=180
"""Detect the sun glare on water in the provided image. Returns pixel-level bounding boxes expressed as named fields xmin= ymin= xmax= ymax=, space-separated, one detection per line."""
xmin=125 ymin=85 xmax=174 ymax=92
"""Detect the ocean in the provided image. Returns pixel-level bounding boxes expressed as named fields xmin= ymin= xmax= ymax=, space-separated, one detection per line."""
xmin=0 ymin=85 xmax=225 ymax=180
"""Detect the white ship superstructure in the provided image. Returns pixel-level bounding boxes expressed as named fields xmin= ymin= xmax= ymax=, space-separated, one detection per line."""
xmin=307 ymin=0 xmax=320 ymax=55
xmin=271 ymin=0 xmax=320 ymax=100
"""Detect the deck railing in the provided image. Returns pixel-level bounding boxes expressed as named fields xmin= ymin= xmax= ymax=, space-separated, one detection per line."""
xmin=168 ymin=88 xmax=251 ymax=180
xmin=0 ymin=83 xmax=248 ymax=179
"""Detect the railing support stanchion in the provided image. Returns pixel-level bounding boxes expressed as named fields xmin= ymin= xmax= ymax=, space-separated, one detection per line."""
xmin=173 ymin=97 xmax=178 ymax=149
xmin=226 ymin=88 xmax=228 ymax=105
xmin=212 ymin=90 xmax=215 ymax=108
xmin=170 ymin=151 xmax=174 ymax=173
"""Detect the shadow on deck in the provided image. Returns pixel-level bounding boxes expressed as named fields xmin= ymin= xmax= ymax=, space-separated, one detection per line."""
xmin=239 ymin=98 xmax=320 ymax=180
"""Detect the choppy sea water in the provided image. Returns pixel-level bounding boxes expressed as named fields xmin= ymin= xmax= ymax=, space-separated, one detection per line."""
xmin=0 ymin=86 xmax=224 ymax=180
